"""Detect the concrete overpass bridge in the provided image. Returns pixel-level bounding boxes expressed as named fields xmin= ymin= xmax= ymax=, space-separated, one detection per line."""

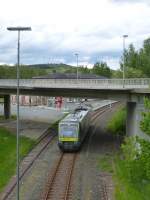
xmin=0 ymin=78 xmax=150 ymax=140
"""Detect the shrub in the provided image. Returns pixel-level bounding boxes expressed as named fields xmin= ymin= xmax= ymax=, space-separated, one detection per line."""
xmin=140 ymin=98 xmax=150 ymax=136
xmin=121 ymin=136 xmax=150 ymax=182
xmin=107 ymin=107 xmax=126 ymax=136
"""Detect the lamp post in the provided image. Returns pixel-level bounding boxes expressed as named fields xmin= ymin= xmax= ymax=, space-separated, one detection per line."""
xmin=75 ymin=53 xmax=79 ymax=80
xmin=123 ymin=34 xmax=128 ymax=87
xmin=7 ymin=26 xmax=31 ymax=200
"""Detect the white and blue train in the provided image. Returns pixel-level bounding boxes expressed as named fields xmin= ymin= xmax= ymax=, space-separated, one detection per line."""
xmin=58 ymin=106 xmax=91 ymax=151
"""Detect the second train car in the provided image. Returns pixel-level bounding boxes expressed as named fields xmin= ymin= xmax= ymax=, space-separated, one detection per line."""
xmin=58 ymin=106 xmax=91 ymax=151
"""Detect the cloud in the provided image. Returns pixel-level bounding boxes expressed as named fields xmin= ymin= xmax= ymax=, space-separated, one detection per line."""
xmin=111 ymin=0 xmax=150 ymax=4
xmin=0 ymin=0 xmax=149 ymax=69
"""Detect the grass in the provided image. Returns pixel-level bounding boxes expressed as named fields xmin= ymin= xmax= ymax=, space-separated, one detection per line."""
xmin=97 ymin=152 xmax=150 ymax=200
xmin=0 ymin=127 xmax=35 ymax=191
xmin=0 ymin=115 xmax=17 ymax=120
xmin=97 ymin=153 xmax=114 ymax=173
xmin=0 ymin=114 xmax=67 ymax=192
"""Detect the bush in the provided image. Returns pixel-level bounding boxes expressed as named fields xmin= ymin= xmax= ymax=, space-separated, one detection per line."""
xmin=107 ymin=107 xmax=126 ymax=136
xmin=121 ymin=136 xmax=150 ymax=182
xmin=140 ymin=98 xmax=150 ymax=136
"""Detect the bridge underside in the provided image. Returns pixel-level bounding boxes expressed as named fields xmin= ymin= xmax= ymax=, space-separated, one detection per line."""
xmin=0 ymin=87 xmax=139 ymax=101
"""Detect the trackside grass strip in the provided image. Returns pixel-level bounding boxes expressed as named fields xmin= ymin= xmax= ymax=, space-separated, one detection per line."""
xmin=0 ymin=127 xmax=35 ymax=191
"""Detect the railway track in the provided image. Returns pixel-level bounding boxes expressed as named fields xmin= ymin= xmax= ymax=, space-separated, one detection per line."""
xmin=41 ymin=103 xmax=119 ymax=200
xmin=87 ymin=102 xmax=121 ymax=200
xmin=1 ymin=127 xmax=56 ymax=200
xmin=41 ymin=104 xmax=113 ymax=200
xmin=91 ymin=101 xmax=120 ymax=122
xmin=42 ymin=153 xmax=77 ymax=200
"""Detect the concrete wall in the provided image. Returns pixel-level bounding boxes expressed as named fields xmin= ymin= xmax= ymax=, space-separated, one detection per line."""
xmin=126 ymin=99 xmax=150 ymax=141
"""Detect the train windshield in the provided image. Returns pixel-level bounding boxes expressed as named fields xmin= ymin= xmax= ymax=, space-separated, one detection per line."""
xmin=59 ymin=123 xmax=79 ymax=140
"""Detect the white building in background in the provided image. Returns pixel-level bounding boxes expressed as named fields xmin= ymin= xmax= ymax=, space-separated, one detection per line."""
xmin=11 ymin=94 xmax=82 ymax=109
xmin=11 ymin=95 xmax=48 ymax=106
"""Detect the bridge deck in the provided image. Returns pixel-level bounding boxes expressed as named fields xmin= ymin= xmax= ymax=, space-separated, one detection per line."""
xmin=0 ymin=78 xmax=149 ymax=89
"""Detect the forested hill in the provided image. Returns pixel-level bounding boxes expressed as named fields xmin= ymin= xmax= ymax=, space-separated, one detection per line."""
xmin=0 ymin=61 xmax=112 ymax=79
xmin=0 ymin=63 xmax=75 ymax=79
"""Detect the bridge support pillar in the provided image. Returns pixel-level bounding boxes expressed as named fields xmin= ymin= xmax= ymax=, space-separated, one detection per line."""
xmin=126 ymin=101 xmax=150 ymax=140
xmin=4 ymin=95 xmax=11 ymax=119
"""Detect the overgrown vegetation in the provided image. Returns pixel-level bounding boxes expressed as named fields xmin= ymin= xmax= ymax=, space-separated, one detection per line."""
xmin=97 ymin=138 xmax=150 ymax=200
xmin=121 ymin=136 xmax=150 ymax=182
xmin=0 ymin=127 xmax=35 ymax=191
xmin=103 ymin=100 xmax=150 ymax=199
xmin=114 ymin=137 xmax=150 ymax=200
xmin=107 ymin=107 xmax=126 ymax=136
xmin=140 ymin=97 xmax=150 ymax=136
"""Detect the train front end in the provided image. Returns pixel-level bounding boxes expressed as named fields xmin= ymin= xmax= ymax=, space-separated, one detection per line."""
xmin=58 ymin=121 xmax=80 ymax=151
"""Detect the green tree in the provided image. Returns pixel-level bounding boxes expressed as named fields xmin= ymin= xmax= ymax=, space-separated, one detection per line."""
xmin=92 ymin=62 xmax=112 ymax=78
xmin=120 ymin=37 xmax=150 ymax=77
xmin=120 ymin=44 xmax=138 ymax=69
xmin=125 ymin=68 xmax=144 ymax=78
xmin=78 ymin=65 xmax=91 ymax=74
xmin=112 ymin=69 xmax=122 ymax=78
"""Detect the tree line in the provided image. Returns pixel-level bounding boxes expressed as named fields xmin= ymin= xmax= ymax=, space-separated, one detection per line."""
xmin=0 ymin=65 xmax=47 ymax=79
xmin=0 ymin=62 xmax=112 ymax=79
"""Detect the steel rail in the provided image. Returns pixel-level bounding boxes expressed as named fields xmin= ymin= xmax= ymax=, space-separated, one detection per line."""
xmin=42 ymin=153 xmax=64 ymax=200
xmin=42 ymin=153 xmax=77 ymax=200
xmin=91 ymin=101 xmax=121 ymax=122
xmin=64 ymin=154 xmax=77 ymax=200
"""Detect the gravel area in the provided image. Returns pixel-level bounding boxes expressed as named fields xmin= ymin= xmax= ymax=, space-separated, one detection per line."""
xmin=0 ymin=120 xmax=50 ymax=140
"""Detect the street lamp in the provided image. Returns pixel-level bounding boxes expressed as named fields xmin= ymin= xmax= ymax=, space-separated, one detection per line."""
xmin=7 ymin=26 xmax=31 ymax=200
xmin=75 ymin=53 xmax=79 ymax=80
xmin=123 ymin=34 xmax=128 ymax=87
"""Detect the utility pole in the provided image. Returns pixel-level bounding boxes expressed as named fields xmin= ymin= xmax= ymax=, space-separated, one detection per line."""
xmin=7 ymin=26 xmax=31 ymax=200
xmin=75 ymin=53 xmax=79 ymax=80
xmin=123 ymin=34 xmax=128 ymax=87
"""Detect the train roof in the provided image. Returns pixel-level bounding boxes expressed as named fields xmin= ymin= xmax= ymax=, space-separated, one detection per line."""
xmin=60 ymin=109 xmax=89 ymax=123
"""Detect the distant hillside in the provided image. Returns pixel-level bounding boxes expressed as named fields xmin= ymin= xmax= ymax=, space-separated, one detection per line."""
xmin=27 ymin=63 xmax=76 ymax=74
xmin=0 ymin=63 xmax=113 ymax=79
xmin=27 ymin=63 xmax=74 ymax=69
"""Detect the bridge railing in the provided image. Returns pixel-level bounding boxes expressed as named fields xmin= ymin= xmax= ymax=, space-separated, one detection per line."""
xmin=0 ymin=78 xmax=150 ymax=89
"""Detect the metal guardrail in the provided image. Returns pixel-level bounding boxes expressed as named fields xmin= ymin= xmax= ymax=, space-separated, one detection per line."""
xmin=0 ymin=78 xmax=149 ymax=89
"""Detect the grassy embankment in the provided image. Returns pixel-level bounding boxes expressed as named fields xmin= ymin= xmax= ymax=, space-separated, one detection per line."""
xmin=0 ymin=113 xmax=67 ymax=192
xmin=0 ymin=127 xmax=35 ymax=191
xmin=97 ymin=107 xmax=150 ymax=200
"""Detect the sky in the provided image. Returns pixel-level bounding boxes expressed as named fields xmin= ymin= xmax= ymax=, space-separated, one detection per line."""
xmin=0 ymin=0 xmax=150 ymax=69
